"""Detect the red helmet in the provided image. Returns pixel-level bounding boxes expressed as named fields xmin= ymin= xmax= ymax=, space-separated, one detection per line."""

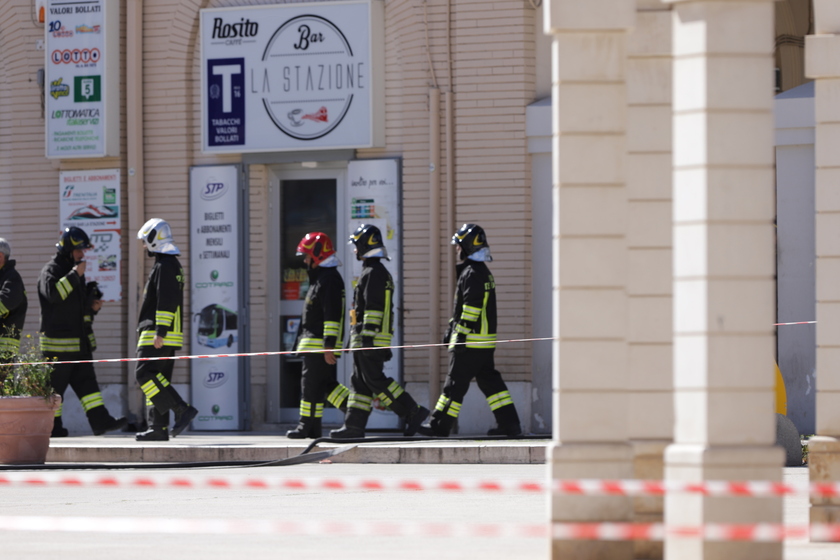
xmin=296 ymin=232 xmax=336 ymax=266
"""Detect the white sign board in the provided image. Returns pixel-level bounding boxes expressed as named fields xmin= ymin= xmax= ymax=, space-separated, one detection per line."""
xmin=45 ymin=0 xmax=120 ymax=158
xmin=58 ymin=169 xmax=121 ymax=301
xmin=189 ymin=165 xmax=242 ymax=430
xmin=347 ymin=159 xmax=402 ymax=424
xmin=200 ymin=0 xmax=384 ymax=154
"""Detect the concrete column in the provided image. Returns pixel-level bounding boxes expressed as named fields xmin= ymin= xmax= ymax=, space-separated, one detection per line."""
xmin=544 ymin=2 xmax=635 ymax=559
xmin=663 ymin=1 xmax=783 ymax=559
xmin=805 ymin=0 xmax=840 ymax=537
xmin=626 ymin=3 xmax=672 ymax=559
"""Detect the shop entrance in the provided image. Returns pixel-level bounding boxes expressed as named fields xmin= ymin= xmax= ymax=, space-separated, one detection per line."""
xmin=268 ymin=164 xmax=352 ymax=425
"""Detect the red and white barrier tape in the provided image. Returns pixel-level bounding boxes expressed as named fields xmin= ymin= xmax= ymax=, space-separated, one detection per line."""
xmin=4 ymin=336 xmax=557 ymax=367
xmin=3 ymin=473 xmax=839 ymax=498
xmin=0 ymin=516 xmax=834 ymax=541
xmin=774 ymin=321 xmax=816 ymax=326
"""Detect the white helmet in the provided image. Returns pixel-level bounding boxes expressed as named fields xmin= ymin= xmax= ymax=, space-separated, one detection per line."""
xmin=138 ymin=218 xmax=180 ymax=255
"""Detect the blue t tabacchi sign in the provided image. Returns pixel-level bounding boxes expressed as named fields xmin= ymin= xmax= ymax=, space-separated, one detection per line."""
xmin=200 ymin=0 xmax=384 ymax=154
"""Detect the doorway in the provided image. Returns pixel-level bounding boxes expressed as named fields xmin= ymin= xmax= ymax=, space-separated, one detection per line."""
xmin=267 ymin=164 xmax=352 ymax=424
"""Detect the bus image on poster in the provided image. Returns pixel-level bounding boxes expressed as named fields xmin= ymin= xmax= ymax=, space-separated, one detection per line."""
xmin=195 ymin=303 xmax=238 ymax=349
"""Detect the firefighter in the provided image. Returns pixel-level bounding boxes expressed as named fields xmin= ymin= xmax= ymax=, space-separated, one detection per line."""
xmin=331 ymin=224 xmax=429 ymax=439
xmin=0 ymin=238 xmax=27 ymax=355
xmin=286 ymin=232 xmax=350 ymax=439
xmin=0 ymin=238 xmax=27 ymax=365
xmin=38 ymin=227 xmax=126 ymax=437
xmin=134 ymin=218 xmax=197 ymax=441
xmin=419 ymin=224 xmax=522 ymax=437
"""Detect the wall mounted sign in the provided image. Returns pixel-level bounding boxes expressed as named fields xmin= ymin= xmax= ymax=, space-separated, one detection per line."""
xmin=189 ymin=165 xmax=244 ymax=431
xmin=44 ymin=0 xmax=120 ymax=158
xmin=200 ymin=0 xmax=384 ymax=153
xmin=58 ymin=169 xmax=121 ymax=300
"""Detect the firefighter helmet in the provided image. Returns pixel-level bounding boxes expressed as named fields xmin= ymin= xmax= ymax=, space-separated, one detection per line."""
xmin=57 ymin=226 xmax=92 ymax=255
xmin=451 ymin=223 xmax=492 ymax=262
xmin=296 ymin=232 xmax=336 ymax=266
xmin=137 ymin=218 xmax=180 ymax=255
xmin=348 ymin=224 xmax=389 ymax=260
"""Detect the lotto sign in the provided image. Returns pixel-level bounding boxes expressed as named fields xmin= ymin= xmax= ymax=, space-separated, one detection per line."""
xmin=45 ymin=0 xmax=119 ymax=158
xmin=200 ymin=1 xmax=385 ymax=153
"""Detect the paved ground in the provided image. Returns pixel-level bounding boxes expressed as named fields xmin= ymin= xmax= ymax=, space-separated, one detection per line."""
xmin=1 ymin=434 xmax=838 ymax=559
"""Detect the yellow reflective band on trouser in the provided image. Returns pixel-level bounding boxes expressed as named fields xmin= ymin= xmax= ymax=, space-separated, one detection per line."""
xmin=299 ymin=400 xmax=324 ymax=418
xmin=486 ymin=390 xmax=514 ymax=411
xmin=378 ymin=381 xmax=404 ymax=408
xmin=54 ymin=403 xmax=63 ymax=418
xmin=56 ymin=275 xmax=73 ymax=300
xmin=140 ymin=373 xmax=171 ymax=401
xmin=327 ymin=384 xmax=350 ymax=409
xmin=80 ymin=392 xmax=104 ymax=412
xmin=0 ymin=337 xmax=20 ymax=353
xmin=434 ymin=395 xmax=461 ymax=418
xmin=348 ymin=393 xmax=373 ymax=412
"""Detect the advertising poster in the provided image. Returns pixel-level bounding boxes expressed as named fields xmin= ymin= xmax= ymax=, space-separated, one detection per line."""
xmin=58 ymin=169 xmax=121 ymax=301
xmin=200 ymin=0 xmax=384 ymax=153
xmin=347 ymin=159 xmax=402 ymax=425
xmin=45 ymin=0 xmax=119 ymax=158
xmin=189 ymin=165 xmax=241 ymax=430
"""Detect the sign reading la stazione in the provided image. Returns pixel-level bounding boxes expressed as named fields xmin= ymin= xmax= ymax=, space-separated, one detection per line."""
xmin=200 ymin=0 xmax=384 ymax=154
xmin=44 ymin=0 xmax=120 ymax=158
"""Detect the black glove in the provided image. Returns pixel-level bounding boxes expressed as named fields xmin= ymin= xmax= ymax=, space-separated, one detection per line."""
xmin=452 ymin=332 xmax=467 ymax=353
xmin=443 ymin=322 xmax=453 ymax=345
xmin=86 ymin=281 xmax=103 ymax=300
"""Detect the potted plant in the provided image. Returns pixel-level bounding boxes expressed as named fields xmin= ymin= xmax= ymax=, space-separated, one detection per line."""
xmin=0 ymin=333 xmax=61 ymax=465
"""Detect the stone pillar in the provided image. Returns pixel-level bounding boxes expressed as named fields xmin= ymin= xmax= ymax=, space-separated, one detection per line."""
xmin=663 ymin=1 xmax=783 ymax=559
xmin=805 ymin=0 xmax=840 ymax=537
xmin=545 ymin=1 xmax=635 ymax=559
xmin=626 ymin=3 xmax=672 ymax=559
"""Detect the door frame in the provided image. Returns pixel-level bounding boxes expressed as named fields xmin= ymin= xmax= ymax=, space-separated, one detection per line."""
xmin=266 ymin=162 xmax=350 ymax=424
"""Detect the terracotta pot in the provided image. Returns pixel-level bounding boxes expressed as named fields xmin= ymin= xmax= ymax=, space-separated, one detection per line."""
xmin=0 ymin=394 xmax=61 ymax=465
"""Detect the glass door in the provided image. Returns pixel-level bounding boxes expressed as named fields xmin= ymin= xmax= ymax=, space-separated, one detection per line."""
xmin=268 ymin=165 xmax=350 ymax=424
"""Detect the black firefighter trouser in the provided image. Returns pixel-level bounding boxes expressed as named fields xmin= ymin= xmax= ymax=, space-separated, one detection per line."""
xmin=344 ymin=348 xmax=418 ymax=429
xmin=49 ymin=356 xmax=111 ymax=430
xmin=297 ymin=353 xmax=349 ymax=422
xmin=429 ymin=348 xmax=520 ymax=435
xmin=136 ymin=345 xmax=187 ymax=429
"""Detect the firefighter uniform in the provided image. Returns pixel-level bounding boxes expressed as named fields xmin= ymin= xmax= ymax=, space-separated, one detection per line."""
xmin=421 ymin=225 xmax=522 ymax=437
xmin=135 ymin=252 xmax=194 ymax=440
xmin=0 ymin=257 xmax=27 ymax=356
xmin=38 ymin=250 xmax=124 ymax=437
xmin=331 ymin=256 xmax=427 ymax=438
xmin=288 ymin=263 xmax=350 ymax=438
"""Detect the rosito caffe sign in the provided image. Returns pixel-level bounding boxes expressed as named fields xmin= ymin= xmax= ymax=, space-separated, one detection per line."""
xmin=200 ymin=0 xmax=384 ymax=153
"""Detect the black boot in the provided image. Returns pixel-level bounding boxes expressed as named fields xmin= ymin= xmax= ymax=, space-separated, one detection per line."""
xmin=404 ymin=405 xmax=430 ymax=436
xmin=51 ymin=416 xmax=69 ymax=438
xmin=136 ymin=404 xmax=169 ymax=441
xmin=330 ymin=407 xmax=369 ymax=439
xmin=417 ymin=412 xmax=455 ymax=437
xmin=488 ymin=402 xmax=521 ymax=437
xmin=286 ymin=416 xmax=322 ymax=439
xmin=87 ymin=406 xmax=128 ymax=436
xmin=171 ymin=404 xmax=198 ymax=437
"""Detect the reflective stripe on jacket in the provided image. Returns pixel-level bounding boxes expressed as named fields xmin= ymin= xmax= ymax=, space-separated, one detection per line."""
xmin=296 ymin=265 xmax=344 ymax=354
xmin=349 ymin=258 xmax=394 ymax=349
xmin=448 ymin=260 xmax=497 ymax=350
xmin=137 ymin=254 xmax=185 ymax=349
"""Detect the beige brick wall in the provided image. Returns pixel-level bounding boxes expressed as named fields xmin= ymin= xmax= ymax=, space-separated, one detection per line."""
xmin=1 ymin=0 xmax=538 ymax=422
